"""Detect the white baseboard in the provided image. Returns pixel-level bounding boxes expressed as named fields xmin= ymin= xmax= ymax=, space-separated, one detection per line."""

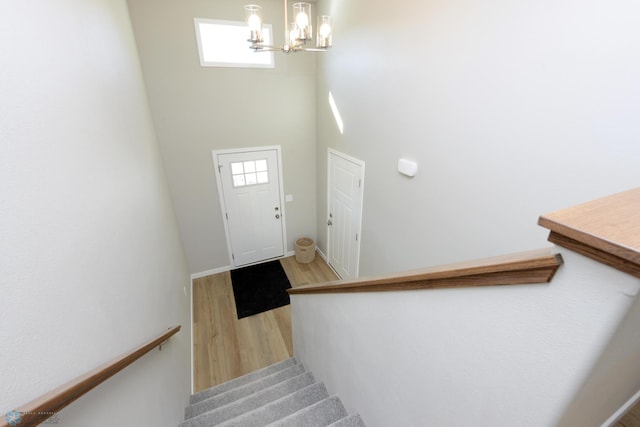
xmin=191 ymin=251 xmax=297 ymax=280
xmin=191 ymin=265 xmax=231 ymax=280
xmin=314 ymin=246 xmax=341 ymax=278
xmin=602 ymin=388 xmax=640 ymax=426
xmin=315 ymin=246 xmax=328 ymax=262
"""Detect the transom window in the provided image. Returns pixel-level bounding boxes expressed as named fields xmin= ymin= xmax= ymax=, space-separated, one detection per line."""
xmin=231 ymin=160 xmax=269 ymax=187
xmin=194 ymin=18 xmax=274 ymax=68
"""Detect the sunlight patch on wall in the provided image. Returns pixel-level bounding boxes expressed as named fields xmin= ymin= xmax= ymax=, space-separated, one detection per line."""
xmin=328 ymin=92 xmax=344 ymax=134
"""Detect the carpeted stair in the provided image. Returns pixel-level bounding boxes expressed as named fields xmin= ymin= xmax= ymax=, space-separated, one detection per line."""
xmin=180 ymin=358 xmax=366 ymax=427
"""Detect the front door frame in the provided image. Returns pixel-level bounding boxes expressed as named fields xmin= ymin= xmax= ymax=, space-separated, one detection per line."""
xmin=212 ymin=145 xmax=287 ymax=269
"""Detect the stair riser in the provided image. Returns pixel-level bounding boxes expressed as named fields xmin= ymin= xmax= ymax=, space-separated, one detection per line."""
xmin=190 ymin=358 xmax=298 ymax=405
xmin=216 ymin=382 xmax=329 ymax=427
xmin=181 ymin=373 xmax=317 ymax=426
xmin=267 ymin=396 xmax=348 ymax=427
xmin=182 ymin=359 xmax=365 ymax=427
xmin=185 ymin=363 xmax=307 ymax=419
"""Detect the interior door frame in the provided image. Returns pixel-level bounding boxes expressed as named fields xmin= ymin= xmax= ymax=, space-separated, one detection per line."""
xmin=212 ymin=145 xmax=287 ymax=269
xmin=327 ymin=148 xmax=365 ymax=279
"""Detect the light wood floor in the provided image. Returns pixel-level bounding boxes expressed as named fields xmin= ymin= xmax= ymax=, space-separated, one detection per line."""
xmin=615 ymin=403 xmax=640 ymax=427
xmin=192 ymin=255 xmax=339 ymax=393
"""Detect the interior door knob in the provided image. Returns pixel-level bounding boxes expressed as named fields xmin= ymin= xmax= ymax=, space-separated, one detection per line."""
xmin=275 ymin=214 xmax=280 ymax=219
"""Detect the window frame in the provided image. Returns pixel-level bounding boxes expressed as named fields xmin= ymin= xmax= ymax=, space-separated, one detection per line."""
xmin=194 ymin=18 xmax=275 ymax=69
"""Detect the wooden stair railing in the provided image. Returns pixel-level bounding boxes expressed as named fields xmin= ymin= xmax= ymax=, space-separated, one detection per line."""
xmin=1 ymin=326 xmax=181 ymax=427
xmin=538 ymin=187 xmax=640 ymax=279
xmin=288 ymin=248 xmax=563 ymax=295
xmin=290 ymin=188 xmax=639 ymax=296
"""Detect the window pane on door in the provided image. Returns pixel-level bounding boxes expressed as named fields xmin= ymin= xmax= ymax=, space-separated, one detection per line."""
xmin=257 ymin=171 xmax=269 ymax=184
xmin=243 ymin=161 xmax=256 ymax=173
xmin=245 ymin=173 xmax=257 ymax=185
xmin=256 ymin=159 xmax=268 ymax=171
xmin=233 ymin=175 xmax=246 ymax=187
xmin=231 ymin=162 xmax=244 ymax=175
xmin=231 ymin=159 xmax=269 ymax=187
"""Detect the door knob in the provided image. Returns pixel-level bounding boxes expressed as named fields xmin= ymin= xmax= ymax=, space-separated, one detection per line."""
xmin=275 ymin=207 xmax=279 ymax=211
xmin=275 ymin=214 xmax=280 ymax=219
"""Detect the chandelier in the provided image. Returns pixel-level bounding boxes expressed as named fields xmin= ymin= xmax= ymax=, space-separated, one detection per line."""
xmin=244 ymin=1 xmax=333 ymax=53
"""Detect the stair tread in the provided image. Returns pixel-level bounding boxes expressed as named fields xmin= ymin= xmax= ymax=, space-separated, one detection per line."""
xmin=215 ymin=382 xmax=329 ymax=427
xmin=266 ymin=395 xmax=348 ymax=427
xmin=185 ymin=363 xmax=307 ymax=419
xmin=180 ymin=372 xmax=316 ymax=426
xmin=181 ymin=359 xmax=365 ymax=427
xmin=190 ymin=358 xmax=298 ymax=404
xmin=328 ymin=414 xmax=367 ymax=427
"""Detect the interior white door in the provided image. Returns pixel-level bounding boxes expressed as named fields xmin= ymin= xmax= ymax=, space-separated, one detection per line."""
xmin=215 ymin=148 xmax=285 ymax=267
xmin=327 ymin=149 xmax=365 ymax=280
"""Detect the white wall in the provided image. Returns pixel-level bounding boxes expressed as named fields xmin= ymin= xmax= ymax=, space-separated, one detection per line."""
xmin=292 ymin=250 xmax=640 ymax=426
xmin=0 ymin=1 xmax=191 ymax=425
xmin=556 ymin=286 xmax=640 ymax=427
xmin=315 ymin=0 xmax=640 ymax=277
xmin=127 ymin=0 xmax=318 ymax=275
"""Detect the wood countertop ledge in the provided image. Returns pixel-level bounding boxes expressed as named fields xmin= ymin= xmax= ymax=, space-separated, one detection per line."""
xmin=288 ymin=248 xmax=563 ymax=295
xmin=538 ymin=187 xmax=640 ymax=279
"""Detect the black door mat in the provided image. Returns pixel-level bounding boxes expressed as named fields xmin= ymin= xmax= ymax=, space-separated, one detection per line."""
xmin=230 ymin=260 xmax=292 ymax=319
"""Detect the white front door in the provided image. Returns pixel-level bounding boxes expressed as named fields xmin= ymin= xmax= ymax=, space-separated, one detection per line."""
xmin=327 ymin=149 xmax=365 ymax=280
xmin=214 ymin=147 xmax=285 ymax=267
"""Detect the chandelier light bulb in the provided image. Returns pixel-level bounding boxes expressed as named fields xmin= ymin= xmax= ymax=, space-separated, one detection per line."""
xmin=316 ymin=15 xmax=332 ymax=48
xmin=292 ymin=2 xmax=311 ymax=40
xmin=248 ymin=14 xmax=261 ymax=31
xmin=319 ymin=23 xmax=331 ymax=38
xmin=244 ymin=4 xmax=263 ymax=43
xmin=296 ymin=12 xmax=309 ymax=28
xmin=289 ymin=23 xmax=299 ymax=46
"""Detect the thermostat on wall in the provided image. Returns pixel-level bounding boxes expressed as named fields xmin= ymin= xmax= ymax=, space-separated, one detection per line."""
xmin=398 ymin=158 xmax=418 ymax=177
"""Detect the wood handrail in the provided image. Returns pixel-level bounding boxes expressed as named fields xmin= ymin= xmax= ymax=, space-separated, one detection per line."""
xmin=288 ymin=248 xmax=563 ymax=295
xmin=1 ymin=326 xmax=181 ymax=427
xmin=539 ymin=187 xmax=640 ymax=278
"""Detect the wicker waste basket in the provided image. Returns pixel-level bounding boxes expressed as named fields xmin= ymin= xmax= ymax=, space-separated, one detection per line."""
xmin=295 ymin=237 xmax=315 ymax=264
